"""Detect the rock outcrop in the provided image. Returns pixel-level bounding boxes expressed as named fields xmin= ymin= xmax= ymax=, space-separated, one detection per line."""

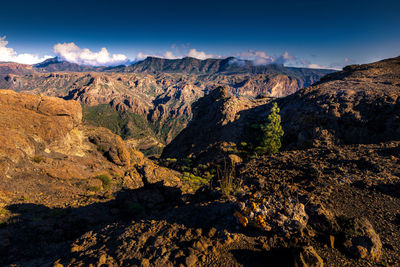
xmin=279 ymin=56 xmax=400 ymax=149
xmin=0 ymin=89 xmax=179 ymax=205
xmin=162 ymin=86 xmax=271 ymax=162
xmin=163 ymin=56 xmax=400 ymax=162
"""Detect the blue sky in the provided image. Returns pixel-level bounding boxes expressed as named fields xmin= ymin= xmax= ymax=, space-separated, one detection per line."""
xmin=0 ymin=0 xmax=399 ymax=68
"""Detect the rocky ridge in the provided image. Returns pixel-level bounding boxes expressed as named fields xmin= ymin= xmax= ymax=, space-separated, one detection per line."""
xmin=1 ymin=56 xmax=399 ymax=266
xmin=0 ymin=89 xmax=181 ymax=219
xmin=2 ymin=69 xmax=326 ymax=156
xmin=163 ymin=56 xmax=400 ymax=163
xmin=1 ymin=56 xmax=332 ymax=156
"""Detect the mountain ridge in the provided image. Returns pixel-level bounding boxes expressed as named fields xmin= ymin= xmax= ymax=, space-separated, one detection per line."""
xmin=1 ymin=57 xmax=333 ymax=156
xmin=162 ymin=55 xmax=400 ymax=162
xmin=0 ymin=56 xmax=334 ymax=75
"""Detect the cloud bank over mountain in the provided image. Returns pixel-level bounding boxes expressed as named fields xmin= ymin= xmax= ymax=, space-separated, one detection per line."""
xmin=0 ymin=36 xmax=346 ymax=69
xmin=0 ymin=36 xmax=52 ymax=64
xmin=53 ymin=42 xmax=129 ymax=66
xmin=135 ymin=48 xmax=217 ymax=61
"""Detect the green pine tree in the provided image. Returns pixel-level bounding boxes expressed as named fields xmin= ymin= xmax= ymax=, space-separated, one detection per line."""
xmin=255 ymin=102 xmax=284 ymax=155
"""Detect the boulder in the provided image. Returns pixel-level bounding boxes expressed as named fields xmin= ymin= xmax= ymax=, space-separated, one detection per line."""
xmin=88 ymin=127 xmax=130 ymax=166
xmin=342 ymin=218 xmax=382 ymax=261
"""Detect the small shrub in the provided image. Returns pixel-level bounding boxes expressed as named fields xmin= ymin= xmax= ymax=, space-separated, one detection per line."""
xmin=88 ymin=186 xmax=101 ymax=192
xmin=0 ymin=208 xmax=8 ymax=215
xmin=33 ymin=155 xmax=44 ymax=163
xmin=95 ymin=174 xmax=112 ymax=189
xmin=217 ymin=160 xmax=242 ymax=197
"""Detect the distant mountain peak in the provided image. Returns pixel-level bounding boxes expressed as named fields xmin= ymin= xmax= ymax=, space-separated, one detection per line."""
xmin=33 ymin=57 xmax=61 ymax=68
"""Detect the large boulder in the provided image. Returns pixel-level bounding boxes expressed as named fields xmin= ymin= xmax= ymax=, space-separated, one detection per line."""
xmin=0 ymin=90 xmax=82 ymax=166
xmin=88 ymin=127 xmax=130 ymax=166
xmin=341 ymin=217 xmax=382 ymax=261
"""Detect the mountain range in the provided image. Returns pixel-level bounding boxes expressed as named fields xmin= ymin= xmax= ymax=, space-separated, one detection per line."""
xmin=1 ymin=56 xmax=399 ymax=266
xmin=0 ymin=56 xmax=333 ymax=156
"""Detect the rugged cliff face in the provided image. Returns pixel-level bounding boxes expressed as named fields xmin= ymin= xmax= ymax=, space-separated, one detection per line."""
xmin=0 ymin=56 xmax=332 ymax=156
xmin=0 ymin=90 xmax=180 ymax=206
xmin=1 ymin=69 xmax=328 ymax=155
xmin=279 ymin=56 xmax=400 ymax=149
xmin=163 ymin=56 xmax=400 ymax=162
xmin=162 ymin=86 xmax=272 ymax=162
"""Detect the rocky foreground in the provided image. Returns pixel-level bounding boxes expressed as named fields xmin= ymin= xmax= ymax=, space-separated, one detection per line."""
xmin=0 ymin=56 xmax=399 ymax=266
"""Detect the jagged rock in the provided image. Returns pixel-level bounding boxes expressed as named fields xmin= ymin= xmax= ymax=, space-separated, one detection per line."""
xmin=88 ymin=127 xmax=130 ymax=166
xmin=228 ymin=154 xmax=242 ymax=166
xmin=342 ymin=218 xmax=382 ymax=261
xmin=185 ymin=252 xmax=198 ymax=267
xmin=306 ymin=202 xmax=338 ymax=234
xmin=162 ymin=87 xmax=271 ymax=162
xmin=122 ymin=169 xmax=145 ymax=189
xmin=235 ymin=192 xmax=308 ymax=235
xmin=280 ymin=56 xmax=400 ymax=149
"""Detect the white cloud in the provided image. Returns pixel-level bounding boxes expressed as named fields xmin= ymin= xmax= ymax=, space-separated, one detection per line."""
xmin=136 ymin=52 xmax=150 ymax=61
xmin=163 ymin=51 xmax=178 ymax=59
xmin=236 ymin=50 xmax=275 ymax=65
xmin=235 ymin=50 xmax=297 ymax=65
xmin=307 ymin=63 xmax=327 ymax=69
xmin=187 ymin=49 xmax=214 ymax=60
xmin=0 ymin=36 xmax=52 ymax=64
xmin=135 ymin=48 xmax=216 ymax=61
xmin=53 ymin=42 xmax=129 ymax=66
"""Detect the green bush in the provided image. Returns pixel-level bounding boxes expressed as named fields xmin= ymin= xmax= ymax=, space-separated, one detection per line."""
xmin=95 ymin=174 xmax=112 ymax=189
xmin=88 ymin=186 xmax=101 ymax=192
xmin=217 ymin=160 xmax=242 ymax=197
xmin=255 ymin=102 xmax=284 ymax=155
xmin=33 ymin=155 xmax=44 ymax=163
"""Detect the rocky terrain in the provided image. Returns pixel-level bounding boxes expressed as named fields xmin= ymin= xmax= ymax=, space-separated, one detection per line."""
xmin=163 ymin=56 xmax=400 ymax=163
xmin=0 ymin=90 xmax=184 ymax=266
xmin=0 ymin=62 xmax=35 ymax=75
xmin=0 ymin=56 xmax=399 ymax=267
xmin=0 ymin=56 xmax=332 ymax=156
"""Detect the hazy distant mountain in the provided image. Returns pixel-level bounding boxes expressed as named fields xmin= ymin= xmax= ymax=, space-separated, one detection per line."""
xmin=0 ymin=62 xmax=35 ymax=75
xmin=34 ymin=57 xmax=100 ymax=72
xmin=29 ymin=56 xmax=334 ymax=76
xmin=111 ymin=56 xmax=334 ymax=76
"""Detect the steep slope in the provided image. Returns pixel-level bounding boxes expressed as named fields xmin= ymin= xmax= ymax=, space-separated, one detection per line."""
xmin=2 ymin=56 xmax=400 ymax=266
xmin=279 ymin=56 xmax=400 ymax=149
xmin=0 ymin=56 xmax=332 ymax=156
xmin=162 ymin=86 xmax=272 ymax=162
xmin=0 ymin=89 xmax=180 ymax=205
xmin=1 ymin=69 xmax=328 ymax=156
xmin=0 ymin=90 xmax=182 ymax=265
xmin=163 ymin=56 xmax=400 ymax=162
